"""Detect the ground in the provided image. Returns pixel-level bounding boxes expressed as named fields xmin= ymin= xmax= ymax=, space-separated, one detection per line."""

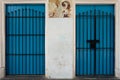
xmin=1 ymin=75 xmax=120 ymax=80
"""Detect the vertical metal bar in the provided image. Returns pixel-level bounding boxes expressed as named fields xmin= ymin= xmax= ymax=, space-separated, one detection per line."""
xmin=18 ymin=9 xmax=20 ymax=74
xmin=26 ymin=8 xmax=28 ymax=74
xmin=78 ymin=13 xmax=81 ymax=75
xmin=39 ymin=12 xmax=41 ymax=74
xmin=32 ymin=9 xmax=34 ymax=74
xmin=98 ymin=10 xmax=100 ymax=75
xmin=8 ymin=12 xmax=10 ymax=74
xmin=43 ymin=12 xmax=46 ymax=74
xmin=6 ymin=12 xmax=8 ymax=75
xmin=113 ymin=14 xmax=115 ymax=75
xmin=80 ymin=13 xmax=83 ymax=75
xmin=22 ymin=9 xmax=24 ymax=74
xmin=10 ymin=12 xmax=12 ymax=74
xmin=11 ymin=11 xmax=14 ymax=74
xmin=94 ymin=9 xmax=96 ymax=75
xmin=106 ymin=12 xmax=108 ymax=75
xmin=37 ymin=11 xmax=39 ymax=74
xmin=41 ymin=11 xmax=42 ymax=74
xmin=76 ymin=14 xmax=78 ymax=75
xmin=6 ymin=12 xmax=8 ymax=74
xmin=41 ymin=12 xmax=43 ymax=74
xmin=86 ymin=11 xmax=88 ymax=75
xmin=5 ymin=6 xmax=8 ymax=75
xmin=79 ymin=13 xmax=81 ymax=75
xmin=110 ymin=13 xmax=112 ymax=74
xmin=42 ymin=12 xmax=44 ymax=74
xmin=25 ymin=8 xmax=27 ymax=75
xmin=15 ymin=10 xmax=17 ymax=74
xmin=23 ymin=8 xmax=25 ymax=74
xmin=75 ymin=14 xmax=77 ymax=75
xmin=29 ymin=8 xmax=31 ymax=74
xmin=6 ymin=12 xmax=10 ymax=75
xmin=5 ymin=9 xmax=7 ymax=75
xmin=7 ymin=13 xmax=8 ymax=74
xmin=102 ymin=11 xmax=104 ymax=75
xmin=16 ymin=9 xmax=18 ymax=75
xmin=82 ymin=12 xmax=84 ymax=75
xmin=90 ymin=10 xmax=92 ymax=75
xmin=36 ymin=10 xmax=37 ymax=75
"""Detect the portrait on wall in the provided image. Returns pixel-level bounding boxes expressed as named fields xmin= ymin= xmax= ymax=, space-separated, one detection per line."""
xmin=48 ymin=0 xmax=72 ymax=18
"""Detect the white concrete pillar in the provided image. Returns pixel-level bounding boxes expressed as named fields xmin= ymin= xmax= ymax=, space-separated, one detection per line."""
xmin=46 ymin=18 xmax=75 ymax=79
xmin=0 ymin=0 xmax=5 ymax=79
xmin=46 ymin=0 xmax=75 ymax=79
xmin=115 ymin=0 xmax=120 ymax=78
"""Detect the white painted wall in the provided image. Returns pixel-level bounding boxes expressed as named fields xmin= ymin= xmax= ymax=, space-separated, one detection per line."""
xmin=46 ymin=18 xmax=74 ymax=79
xmin=115 ymin=0 xmax=120 ymax=77
xmin=0 ymin=0 xmax=5 ymax=78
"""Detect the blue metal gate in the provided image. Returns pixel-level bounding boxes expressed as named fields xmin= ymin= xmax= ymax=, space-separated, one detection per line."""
xmin=76 ymin=5 xmax=115 ymax=76
xmin=6 ymin=4 xmax=45 ymax=75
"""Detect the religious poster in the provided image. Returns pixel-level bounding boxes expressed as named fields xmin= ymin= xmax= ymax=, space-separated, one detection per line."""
xmin=48 ymin=0 xmax=72 ymax=18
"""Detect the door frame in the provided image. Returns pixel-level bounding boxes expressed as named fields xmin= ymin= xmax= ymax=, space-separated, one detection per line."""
xmin=0 ymin=0 xmax=47 ymax=78
xmin=73 ymin=0 xmax=120 ymax=78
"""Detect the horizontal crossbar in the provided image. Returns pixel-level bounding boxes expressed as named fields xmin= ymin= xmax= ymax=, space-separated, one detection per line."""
xmin=7 ymin=34 xmax=45 ymax=36
xmin=76 ymin=48 xmax=114 ymax=49
xmin=6 ymin=16 xmax=45 ymax=18
xmin=6 ymin=54 xmax=45 ymax=56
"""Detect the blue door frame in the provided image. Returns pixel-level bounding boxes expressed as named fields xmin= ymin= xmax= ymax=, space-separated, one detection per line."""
xmin=5 ymin=4 xmax=45 ymax=75
xmin=76 ymin=5 xmax=115 ymax=76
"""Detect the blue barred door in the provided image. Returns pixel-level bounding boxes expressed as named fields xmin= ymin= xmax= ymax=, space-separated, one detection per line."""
xmin=6 ymin=4 xmax=45 ymax=75
xmin=76 ymin=5 xmax=115 ymax=76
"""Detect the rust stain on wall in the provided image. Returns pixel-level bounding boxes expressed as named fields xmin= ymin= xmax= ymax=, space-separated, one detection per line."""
xmin=49 ymin=0 xmax=72 ymax=18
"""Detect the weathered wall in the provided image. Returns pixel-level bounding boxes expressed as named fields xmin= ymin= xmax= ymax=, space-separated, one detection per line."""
xmin=46 ymin=18 xmax=74 ymax=79
xmin=115 ymin=0 xmax=120 ymax=77
xmin=0 ymin=0 xmax=5 ymax=78
xmin=46 ymin=0 xmax=75 ymax=79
